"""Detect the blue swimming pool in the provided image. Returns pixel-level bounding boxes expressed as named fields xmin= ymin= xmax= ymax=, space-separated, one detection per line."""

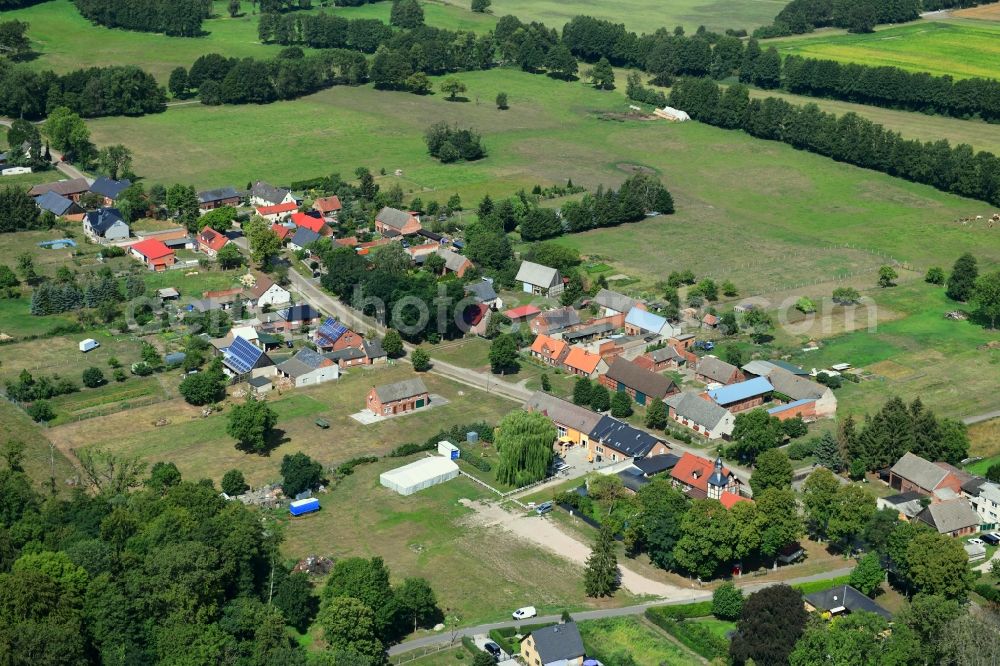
xmin=38 ymin=239 xmax=77 ymax=249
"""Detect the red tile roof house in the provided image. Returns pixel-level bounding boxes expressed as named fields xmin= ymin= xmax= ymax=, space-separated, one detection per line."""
xmin=313 ymin=321 xmax=366 ymax=352
xmin=671 ymin=452 xmax=744 ymax=502
xmin=530 ymin=306 xmax=581 ymax=336
xmin=437 ymin=247 xmax=473 ymax=277
xmin=271 ymin=223 xmax=292 ymax=243
xmin=290 ymin=212 xmax=330 ymax=236
xmin=562 ymin=347 xmax=608 ymax=379
xmin=312 ymin=195 xmax=342 ymax=219
xmin=367 ymin=378 xmax=430 ymax=416
xmin=634 ymin=345 xmax=689 ymax=372
xmin=375 ymin=207 xmax=422 ymax=236
xmin=254 ymin=202 xmax=298 ymax=223
xmin=889 ymin=452 xmax=973 ymax=496
xmin=530 ymin=335 xmax=568 ymax=367
xmin=129 ymin=239 xmax=176 ymax=271
xmin=695 ymin=356 xmax=745 ymax=385
xmin=197 ymin=226 xmax=229 ymax=257
xmin=599 ymin=357 xmax=679 ymax=406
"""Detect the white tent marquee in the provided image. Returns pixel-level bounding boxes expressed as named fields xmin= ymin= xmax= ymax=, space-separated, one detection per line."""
xmin=380 ymin=457 xmax=459 ymax=496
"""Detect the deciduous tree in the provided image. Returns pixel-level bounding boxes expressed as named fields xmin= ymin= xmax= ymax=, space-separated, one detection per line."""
xmin=227 ymin=395 xmax=278 ymax=455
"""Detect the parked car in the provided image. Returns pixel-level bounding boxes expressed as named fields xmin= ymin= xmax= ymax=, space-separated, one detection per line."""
xmin=535 ymin=501 xmax=553 ymax=516
xmin=483 ymin=641 xmax=502 ymax=660
xmin=969 ymin=538 xmax=986 ymax=546
xmin=512 ymin=606 xmax=537 ymax=620
xmin=552 ymin=462 xmax=569 ymax=474
xmin=982 ymin=533 xmax=1000 ymax=546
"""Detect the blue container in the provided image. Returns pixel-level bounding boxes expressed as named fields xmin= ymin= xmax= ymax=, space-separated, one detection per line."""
xmin=289 ymin=498 xmax=320 ymax=516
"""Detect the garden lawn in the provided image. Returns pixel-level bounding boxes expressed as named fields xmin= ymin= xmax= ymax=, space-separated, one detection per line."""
xmin=773 ymin=20 xmax=1000 ymax=80
xmin=44 ymin=362 xmax=518 ymax=486
xmin=280 ymin=461 xmax=625 ymax=627
xmin=577 ymin=616 xmax=702 ymax=666
xmin=0 ymin=333 xmax=146 ymax=385
xmin=969 ymin=420 xmax=1000 ymax=459
xmin=46 ymin=375 xmax=171 ymax=426
xmin=966 ymin=453 xmax=1000 ymax=476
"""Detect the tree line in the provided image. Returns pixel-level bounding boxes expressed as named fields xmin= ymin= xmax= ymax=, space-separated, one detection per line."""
xmin=558 ymin=16 xmax=1000 ymax=124
xmin=758 ymin=0 xmax=996 ymax=36
xmin=72 ymin=0 xmax=207 ymax=36
xmin=665 ymin=76 xmax=1000 ymax=206
xmin=174 ymin=50 xmax=369 ymax=106
xmin=0 ymin=61 xmax=165 ymax=120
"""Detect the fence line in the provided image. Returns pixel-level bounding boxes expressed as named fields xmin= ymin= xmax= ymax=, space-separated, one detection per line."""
xmin=390 ymin=642 xmax=457 ymax=664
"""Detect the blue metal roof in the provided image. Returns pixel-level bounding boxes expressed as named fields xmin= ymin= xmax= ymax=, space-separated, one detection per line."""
xmin=624 ymin=307 xmax=666 ymax=333
xmin=768 ymin=399 xmax=813 ymax=414
xmin=707 ymin=376 xmax=774 ymax=405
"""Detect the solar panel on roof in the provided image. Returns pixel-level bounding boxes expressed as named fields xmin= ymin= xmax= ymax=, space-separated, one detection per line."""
xmin=317 ymin=317 xmax=348 ymax=345
xmin=225 ymin=336 xmax=263 ymax=374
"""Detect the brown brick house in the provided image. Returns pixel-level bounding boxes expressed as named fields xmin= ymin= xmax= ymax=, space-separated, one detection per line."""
xmin=599 ymin=357 xmax=678 ymax=406
xmin=366 ymin=378 xmax=429 ymax=416
xmin=889 ymin=452 xmax=972 ymax=496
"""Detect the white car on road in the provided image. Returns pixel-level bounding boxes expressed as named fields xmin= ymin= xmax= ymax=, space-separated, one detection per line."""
xmin=512 ymin=606 xmax=537 ymax=620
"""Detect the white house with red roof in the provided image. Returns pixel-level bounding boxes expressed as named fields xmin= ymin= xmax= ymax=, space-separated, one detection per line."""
xmin=255 ymin=202 xmax=297 ymax=222
xmin=129 ymin=239 xmax=176 ymax=271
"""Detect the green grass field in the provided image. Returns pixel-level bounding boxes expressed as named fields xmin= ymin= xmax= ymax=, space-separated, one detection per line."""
xmin=85 ymin=70 xmax=994 ymax=290
xmin=779 ymin=281 xmax=1000 ymax=418
xmin=774 ymin=20 xmax=1000 ymax=80
xmin=0 ymin=401 xmax=77 ymax=493
xmin=443 ymin=0 xmax=784 ymax=34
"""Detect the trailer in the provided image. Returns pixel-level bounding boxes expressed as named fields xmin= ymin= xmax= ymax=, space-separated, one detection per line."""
xmin=289 ymin=498 xmax=320 ymax=516
xmin=79 ymin=338 xmax=100 ymax=353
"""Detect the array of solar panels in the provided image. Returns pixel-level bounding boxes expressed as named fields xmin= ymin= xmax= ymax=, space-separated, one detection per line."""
xmin=225 ymin=336 xmax=263 ymax=374
xmin=316 ymin=317 xmax=347 ymax=346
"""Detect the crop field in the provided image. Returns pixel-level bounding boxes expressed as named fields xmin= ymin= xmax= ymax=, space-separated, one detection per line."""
xmin=952 ymin=3 xmax=1000 ymax=21
xmin=45 ymin=362 xmax=518 ymax=486
xmin=773 ymin=20 xmax=1000 ymax=80
xmin=443 ymin=0 xmax=785 ymax=34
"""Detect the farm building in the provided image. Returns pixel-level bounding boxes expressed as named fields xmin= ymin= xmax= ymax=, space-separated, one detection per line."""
xmin=695 ymin=356 xmax=744 ymax=385
xmin=505 ymin=304 xmax=541 ymax=323
xmin=706 ymin=376 xmax=774 ymax=413
xmin=35 ymin=191 xmax=84 ymax=219
xmin=515 ymin=261 xmax=563 ymax=297
xmin=594 ymin=288 xmax=639 ymax=316
xmin=465 ymin=280 xmax=501 ymax=309
xmin=367 ymin=378 xmax=430 ymax=416
xmin=375 ymin=207 xmax=422 ymax=236
xmin=600 ymin=357 xmax=678 ymax=405
xmin=624 ymin=307 xmax=677 ymax=337
xmin=915 ymin=498 xmax=981 ymax=537
xmin=530 ymin=306 xmax=580 ymax=336
xmin=380 ymin=456 xmax=459 ymax=496
xmin=129 ymin=238 xmax=176 ymax=271
xmin=197 ymin=186 xmax=241 ymax=211
xmin=29 ymin=177 xmax=91 ymax=202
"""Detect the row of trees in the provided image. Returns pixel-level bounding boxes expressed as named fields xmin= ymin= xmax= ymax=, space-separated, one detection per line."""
xmin=0 ymin=61 xmax=165 ymax=120
xmin=760 ymin=0 xmax=994 ymax=36
xmin=72 ymin=0 xmax=206 ymax=36
xmin=258 ymin=11 xmax=393 ymax=51
xmin=667 ymin=77 xmax=1000 ymax=206
xmin=559 ymin=15 xmax=1000 ymax=123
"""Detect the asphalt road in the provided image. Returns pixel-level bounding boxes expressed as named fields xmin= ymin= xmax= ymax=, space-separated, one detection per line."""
xmin=285 ymin=264 xmax=532 ymax=403
xmin=387 ymin=566 xmax=854 ymax=656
